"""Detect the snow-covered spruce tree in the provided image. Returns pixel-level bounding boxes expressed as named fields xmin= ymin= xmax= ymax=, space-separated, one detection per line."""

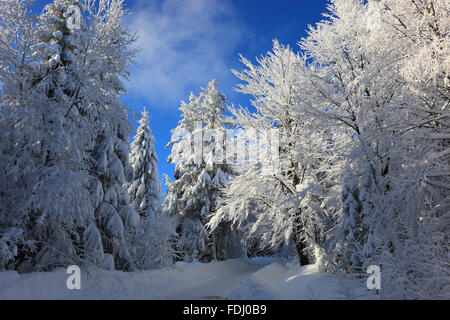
xmin=0 ymin=0 xmax=100 ymax=272
xmin=83 ymin=0 xmax=139 ymax=271
xmin=127 ymin=108 xmax=176 ymax=269
xmin=129 ymin=108 xmax=162 ymax=220
xmin=0 ymin=0 xmax=138 ymax=272
xmin=35 ymin=0 xmax=139 ymax=272
xmin=164 ymin=80 xmax=240 ymax=262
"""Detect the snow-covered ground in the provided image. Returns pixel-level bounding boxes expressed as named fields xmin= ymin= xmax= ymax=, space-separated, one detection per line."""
xmin=0 ymin=258 xmax=374 ymax=300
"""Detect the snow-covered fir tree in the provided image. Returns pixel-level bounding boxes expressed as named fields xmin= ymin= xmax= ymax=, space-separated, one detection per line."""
xmin=81 ymin=0 xmax=139 ymax=271
xmin=164 ymin=80 xmax=240 ymax=262
xmin=127 ymin=108 xmax=176 ymax=269
xmin=128 ymin=108 xmax=161 ymax=220
xmin=0 ymin=0 xmax=99 ymax=272
xmin=0 ymin=0 xmax=138 ymax=272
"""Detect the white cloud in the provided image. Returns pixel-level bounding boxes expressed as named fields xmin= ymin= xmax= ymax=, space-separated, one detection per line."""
xmin=124 ymin=0 xmax=246 ymax=110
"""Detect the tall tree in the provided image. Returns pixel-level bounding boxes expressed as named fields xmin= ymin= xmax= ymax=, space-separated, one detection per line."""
xmin=127 ymin=108 xmax=176 ymax=269
xmin=128 ymin=108 xmax=161 ymax=219
xmin=297 ymin=0 xmax=449 ymax=298
xmin=164 ymin=80 xmax=239 ymax=262
xmin=208 ymin=41 xmax=340 ymax=265
xmin=0 ymin=0 xmax=138 ymax=272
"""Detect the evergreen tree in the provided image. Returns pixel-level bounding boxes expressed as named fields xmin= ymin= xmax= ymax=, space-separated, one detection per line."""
xmin=83 ymin=0 xmax=138 ymax=271
xmin=128 ymin=108 xmax=162 ymax=220
xmin=0 ymin=0 xmax=137 ymax=272
xmin=164 ymin=80 xmax=239 ymax=262
xmin=0 ymin=0 xmax=99 ymax=272
xmin=128 ymin=108 xmax=176 ymax=269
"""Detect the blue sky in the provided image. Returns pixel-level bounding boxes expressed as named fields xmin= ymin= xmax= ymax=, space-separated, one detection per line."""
xmin=31 ymin=0 xmax=329 ymax=191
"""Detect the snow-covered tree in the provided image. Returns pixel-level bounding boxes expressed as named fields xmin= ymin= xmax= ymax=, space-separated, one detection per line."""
xmin=0 ymin=0 xmax=100 ymax=272
xmin=79 ymin=0 xmax=139 ymax=271
xmin=294 ymin=0 xmax=409 ymax=275
xmin=0 ymin=0 xmax=138 ymax=272
xmin=209 ymin=0 xmax=448 ymax=299
xmin=365 ymin=0 xmax=449 ymax=299
xmin=0 ymin=0 xmax=38 ymax=270
xmin=128 ymin=108 xmax=162 ymax=219
xmin=127 ymin=108 xmax=176 ymax=269
xmin=297 ymin=0 xmax=449 ymax=298
xmin=208 ymin=41 xmax=341 ymax=265
xmin=0 ymin=0 xmax=447 ymax=299
xmin=164 ymin=80 xmax=240 ymax=262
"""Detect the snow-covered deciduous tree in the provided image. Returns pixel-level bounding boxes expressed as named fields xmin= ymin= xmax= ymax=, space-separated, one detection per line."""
xmin=364 ymin=0 xmax=449 ymax=299
xmin=164 ymin=80 xmax=240 ymax=262
xmin=0 ymin=0 xmax=38 ymax=270
xmin=209 ymin=0 xmax=448 ymax=299
xmin=296 ymin=0 xmax=449 ymax=298
xmin=294 ymin=0 xmax=412 ymax=276
xmin=0 ymin=0 xmax=447 ymax=299
xmin=127 ymin=108 xmax=176 ymax=269
xmin=208 ymin=41 xmax=342 ymax=266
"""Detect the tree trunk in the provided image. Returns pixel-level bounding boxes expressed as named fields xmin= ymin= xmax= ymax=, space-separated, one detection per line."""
xmin=292 ymin=208 xmax=310 ymax=266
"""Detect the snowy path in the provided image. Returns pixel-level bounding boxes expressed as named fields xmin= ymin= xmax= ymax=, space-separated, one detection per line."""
xmin=0 ymin=258 xmax=371 ymax=300
xmin=0 ymin=259 xmax=271 ymax=300
xmin=161 ymin=260 xmax=265 ymax=300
